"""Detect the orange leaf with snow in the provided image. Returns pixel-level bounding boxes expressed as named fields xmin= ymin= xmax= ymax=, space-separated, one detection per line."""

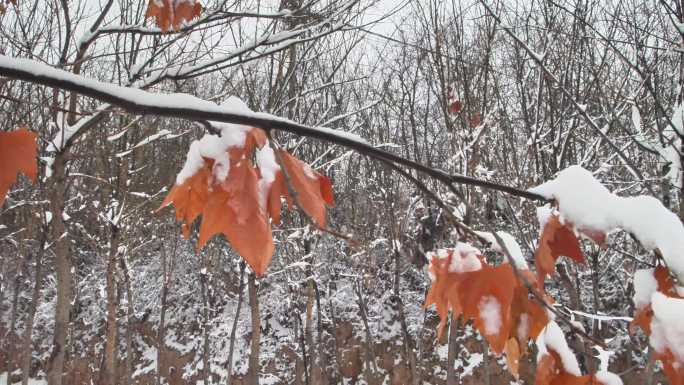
xmin=424 ymin=243 xmax=552 ymax=379
xmin=457 ymin=263 xmax=517 ymax=353
xmin=0 ymin=128 xmax=38 ymax=207
xmin=535 ymin=214 xmax=585 ymax=286
xmin=535 ymin=322 xmax=622 ymax=385
xmin=159 ymin=125 xmax=333 ymax=276
xmin=510 ymin=270 xmax=550 ymax=346
xmin=146 ymin=0 xmax=202 ymax=32
xmin=423 ymin=248 xmax=475 ymax=337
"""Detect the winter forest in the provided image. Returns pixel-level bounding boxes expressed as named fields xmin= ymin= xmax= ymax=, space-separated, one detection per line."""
xmin=1 ymin=0 xmax=684 ymax=384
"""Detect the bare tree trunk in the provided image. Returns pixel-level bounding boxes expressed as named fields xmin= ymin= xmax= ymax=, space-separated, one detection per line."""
xmin=354 ymin=282 xmax=376 ymax=383
xmin=304 ymin=280 xmax=315 ymax=384
xmin=6 ymin=261 xmax=22 ymax=379
xmin=313 ymin=283 xmax=328 ymax=385
xmin=200 ymin=254 xmax=211 ymax=385
xmin=119 ymin=254 xmax=134 ymax=385
xmin=446 ymin=316 xmax=459 ymax=385
xmin=47 ymin=151 xmax=73 ymax=385
xmin=100 ymin=223 xmax=120 ymax=385
xmin=21 ymin=229 xmax=47 ymax=385
xmin=299 ymin=312 xmax=310 ymax=385
xmin=247 ymin=272 xmax=261 ymax=385
xmin=157 ymin=239 xmax=177 ymax=385
xmin=226 ymin=262 xmax=245 ymax=385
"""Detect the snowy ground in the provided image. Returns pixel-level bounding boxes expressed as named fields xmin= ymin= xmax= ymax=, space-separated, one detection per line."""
xmin=0 ymin=373 xmax=47 ymax=385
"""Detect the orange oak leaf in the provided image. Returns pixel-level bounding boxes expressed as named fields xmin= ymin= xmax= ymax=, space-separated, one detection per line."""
xmin=146 ymin=0 xmax=202 ymax=32
xmin=510 ymin=270 xmax=550 ymax=345
xmin=535 ymin=351 xmax=614 ymax=385
xmin=423 ymin=251 xmax=468 ymax=338
xmin=267 ymin=171 xmax=289 ymax=226
xmin=0 ymin=128 xmax=38 ymax=207
xmin=197 ymin=167 xmax=274 ymax=275
xmin=628 ymin=266 xmax=684 ymax=385
xmin=658 ymin=349 xmax=684 ymax=385
xmin=160 ymin=126 xmax=334 ymax=276
xmin=629 ymin=266 xmax=682 ymax=336
xmin=457 ymin=263 xmax=517 ymax=353
xmin=272 ymin=150 xmax=335 ymax=228
xmin=159 ymin=161 xmax=211 ymax=228
xmin=535 ymin=215 xmax=585 ymax=286
xmin=535 ymin=352 xmax=560 ymax=385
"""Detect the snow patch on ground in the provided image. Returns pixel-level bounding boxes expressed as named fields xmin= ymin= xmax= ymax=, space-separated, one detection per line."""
xmin=0 ymin=373 xmax=48 ymax=384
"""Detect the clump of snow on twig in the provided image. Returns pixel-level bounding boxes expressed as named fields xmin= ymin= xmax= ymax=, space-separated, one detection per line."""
xmin=426 ymin=243 xmax=482 ymax=280
xmin=535 ymin=321 xmax=581 ymax=376
xmin=474 ymin=230 xmax=528 ymax=270
xmin=529 ymin=165 xmax=684 ymax=281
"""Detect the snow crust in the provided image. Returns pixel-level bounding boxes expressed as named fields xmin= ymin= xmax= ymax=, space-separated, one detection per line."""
xmin=475 ymin=230 xmax=529 ymax=269
xmin=478 ymin=295 xmax=502 ymax=336
xmin=650 ymin=292 xmax=684 ymax=362
xmin=176 ymin=97 xmax=253 ymax=184
xmin=427 ymin=243 xmax=482 ymax=280
xmin=633 ymin=269 xmax=658 ymax=309
xmin=529 ymin=165 xmax=684 ymax=281
xmin=0 ymin=55 xmax=367 ymax=154
xmin=535 ymin=321 xmax=581 ymax=376
xmin=595 ymin=371 xmax=624 ymax=385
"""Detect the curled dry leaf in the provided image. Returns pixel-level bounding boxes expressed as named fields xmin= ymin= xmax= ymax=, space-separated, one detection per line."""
xmin=449 ymin=100 xmax=462 ymax=113
xmin=0 ymin=128 xmax=38 ymax=207
xmin=270 ymin=150 xmax=335 ymax=228
xmin=535 ymin=214 xmax=585 ymax=286
xmin=146 ymin=0 xmax=202 ymax=32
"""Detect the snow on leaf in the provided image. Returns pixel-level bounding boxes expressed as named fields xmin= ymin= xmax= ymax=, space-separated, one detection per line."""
xmin=534 ymin=214 xmax=585 ymax=286
xmin=475 ymin=230 xmax=529 ymax=269
xmin=424 ymin=248 xmax=475 ymax=337
xmin=0 ymin=128 xmax=38 ymax=207
xmin=458 ymin=263 xmax=516 ymax=353
xmin=530 ymin=165 xmax=684 ymax=282
xmin=535 ymin=349 xmax=624 ymax=385
xmin=146 ymin=0 xmax=202 ymax=32
xmin=159 ymin=125 xmax=333 ymax=276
